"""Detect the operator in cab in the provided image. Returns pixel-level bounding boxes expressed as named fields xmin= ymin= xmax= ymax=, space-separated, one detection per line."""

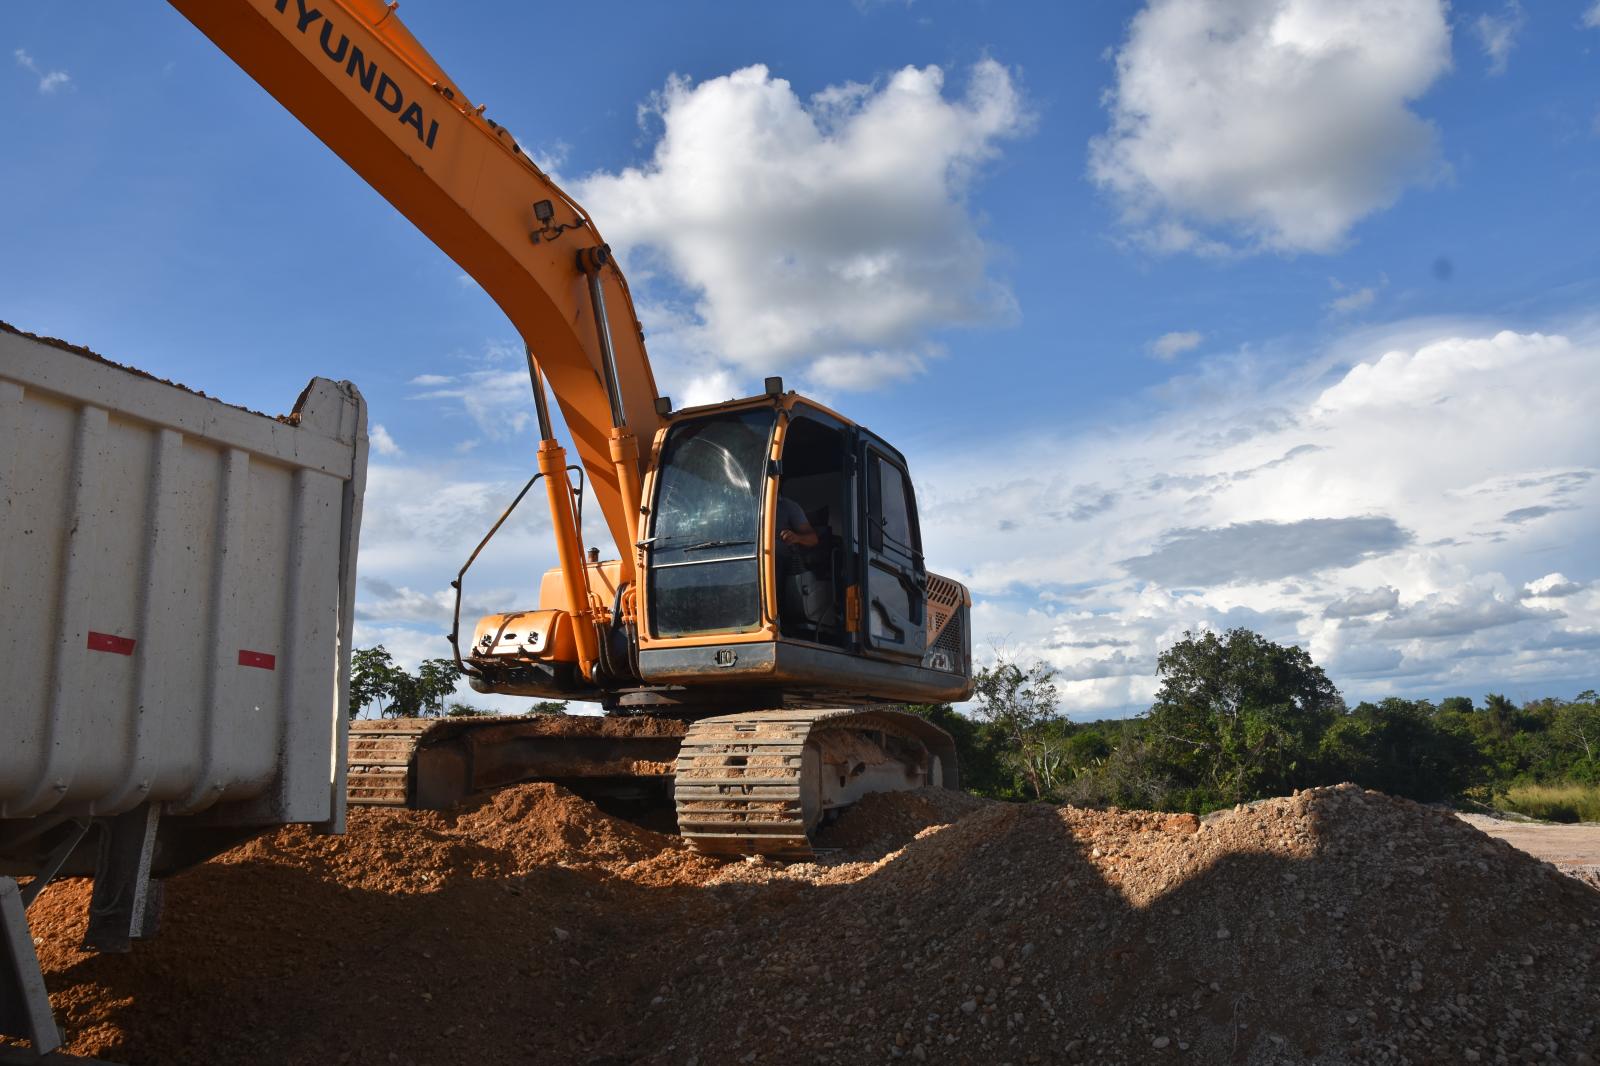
xmin=774 ymin=491 xmax=821 ymax=630
xmin=775 ymin=493 xmax=818 ymax=559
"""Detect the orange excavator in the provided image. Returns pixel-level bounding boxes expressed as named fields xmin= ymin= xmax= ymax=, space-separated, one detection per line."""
xmin=168 ymin=0 xmax=973 ymax=857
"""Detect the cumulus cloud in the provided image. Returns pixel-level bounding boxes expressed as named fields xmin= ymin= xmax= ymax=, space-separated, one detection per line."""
xmin=355 ymin=576 xmax=453 ymax=624
xmin=917 ymin=322 xmax=1600 ymax=714
xmin=576 ymin=61 xmax=1027 ymax=396
xmin=1324 ymin=586 xmax=1401 ymax=619
xmin=360 ymin=461 xmax=546 ymax=576
xmin=369 ymin=424 xmax=402 ymax=457
xmin=1473 ymin=2 xmax=1526 ymax=75
xmin=1150 ymin=330 xmax=1203 ymax=360
xmin=1089 ymin=0 xmax=1451 ymax=254
xmin=1311 ymin=330 xmax=1569 ymax=415
xmin=1526 ymin=574 xmax=1585 ymax=599
xmin=354 ymin=459 xmax=569 ymax=713
xmin=809 ymin=350 xmax=927 ymax=391
xmin=1376 ymin=587 xmax=1556 ymax=639
xmin=13 ymin=48 xmax=70 ymax=94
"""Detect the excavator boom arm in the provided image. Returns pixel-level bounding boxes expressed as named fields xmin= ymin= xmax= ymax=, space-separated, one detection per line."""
xmin=167 ymin=0 xmax=661 ymax=556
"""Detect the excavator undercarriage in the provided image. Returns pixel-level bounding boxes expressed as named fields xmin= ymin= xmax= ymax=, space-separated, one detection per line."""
xmin=347 ymin=706 xmax=958 ymax=859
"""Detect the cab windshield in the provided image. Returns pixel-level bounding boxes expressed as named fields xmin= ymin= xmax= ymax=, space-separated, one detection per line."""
xmin=647 ymin=408 xmax=776 ymax=637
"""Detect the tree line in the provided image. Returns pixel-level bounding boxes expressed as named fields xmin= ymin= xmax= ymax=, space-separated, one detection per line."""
xmin=349 ymin=646 xmax=565 ymax=719
xmin=350 ymin=633 xmax=1599 ymax=820
xmin=911 ymin=628 xmax=1600 ymax=820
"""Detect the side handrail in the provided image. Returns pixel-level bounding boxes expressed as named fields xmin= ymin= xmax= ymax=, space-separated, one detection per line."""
xmin=449 ymin=464 xmax=585 ymax=675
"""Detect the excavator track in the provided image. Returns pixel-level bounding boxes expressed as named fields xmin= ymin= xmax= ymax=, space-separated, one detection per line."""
xmin=348 ymin=720 xmax=429 ymax=806
xmin=673 ymin=708 xmax=959 ymax=860
xmin=346 ymin=716 xmax=685 ymax=810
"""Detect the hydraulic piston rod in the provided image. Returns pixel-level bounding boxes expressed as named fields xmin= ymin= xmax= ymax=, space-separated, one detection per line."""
xmin=578 ymin=246 xmax=644 ymax=578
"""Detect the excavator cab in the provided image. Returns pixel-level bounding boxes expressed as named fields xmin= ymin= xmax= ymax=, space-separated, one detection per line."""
xmin=644 ymin=397 xmax=856 ymax=649
xmin=460 ymin=387 xmax=971 ymax=710
xmin=633 ymin=389 xmax=971 ymax=707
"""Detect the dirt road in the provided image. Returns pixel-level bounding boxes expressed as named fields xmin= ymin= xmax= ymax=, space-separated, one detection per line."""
xmin=1460 ymin=812 xmax=1600 ymax=870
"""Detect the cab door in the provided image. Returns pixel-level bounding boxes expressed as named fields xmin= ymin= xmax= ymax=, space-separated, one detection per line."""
xmin=857 ymin=435 xmax=926 ymax=660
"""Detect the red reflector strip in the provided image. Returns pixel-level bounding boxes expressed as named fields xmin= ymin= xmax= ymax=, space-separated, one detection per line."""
xmin=238 ymin=650 xmax=276 ymax=670
xmin=87 ymin=631 xmax=136 ymax=655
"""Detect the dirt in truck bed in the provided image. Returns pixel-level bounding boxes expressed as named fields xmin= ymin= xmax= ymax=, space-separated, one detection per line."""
xmin=15 ymin=783 xmax=1600 ymax=1065
xmin=1 ymin=319 xmax=295 ymax=422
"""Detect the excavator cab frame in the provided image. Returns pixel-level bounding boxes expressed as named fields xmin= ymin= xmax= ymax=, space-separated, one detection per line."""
xmin=461 ymin=386 xmax=972 ymax=712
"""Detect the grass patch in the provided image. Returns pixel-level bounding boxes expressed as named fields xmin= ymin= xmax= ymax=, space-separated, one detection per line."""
xmin=1498 ymin=781 xmax=1600 ymax=823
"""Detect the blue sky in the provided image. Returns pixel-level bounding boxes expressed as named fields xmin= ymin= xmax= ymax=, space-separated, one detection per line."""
xmin=5 ymin=0 xmax=1598 ymax=716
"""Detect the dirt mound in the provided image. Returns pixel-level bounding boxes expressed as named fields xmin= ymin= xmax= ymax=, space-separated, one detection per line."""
xmin=660 ymin=787 xmax=1599 ymax=1064
xmin=17 ymin=784 xmax=1600 ymax=1065
xmin=214 ymin=782 xmax=711 ymax=893
xmin=813 ymin=785 xmax=993 ymax=858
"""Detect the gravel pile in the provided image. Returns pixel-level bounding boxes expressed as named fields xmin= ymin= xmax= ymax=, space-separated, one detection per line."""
xmin=15 ymin=783 xmax=1599 ymax=1065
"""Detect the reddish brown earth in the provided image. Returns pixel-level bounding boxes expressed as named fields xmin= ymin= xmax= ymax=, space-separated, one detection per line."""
xmin=12 ymin=784 xmax=1600 ymax=1065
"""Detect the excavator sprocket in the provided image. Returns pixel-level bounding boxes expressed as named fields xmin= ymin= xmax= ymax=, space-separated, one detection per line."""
xmin=673 ymin=708 xmax=960 ymax=860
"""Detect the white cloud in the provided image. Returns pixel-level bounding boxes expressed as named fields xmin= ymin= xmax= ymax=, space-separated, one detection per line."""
xmin=1375 ymin=585 xmax=1555 ymax=639
xmin=359 ymin=461 xmax=547 ymax=578
xmin=1586 ymin=2 xmax=1600 ymax=29
xmin=369 ymin=423 xmax=402 ymax=457
xmin=916 ymin=321 xmax=1600 ymax=714
xmin=1327 ymin=286 xmax=1377 ymax=315
xmin=809 ymin=350 xmax=927 ymax=391
xmin=354 ymin=458 xmax=568 ymax=714
xmin=1473 ymin=2 xmax=1526 ymax=75
xmin=1324 ymin=586 xmax=1400 ymax=619
xmin=576 ymin=60 xmax=1027 ymax=396
xmin=1324 ymin=275 xmax=1388 ymax=313
xmin=1149 ymin=330 xmax=1203 ymax=360
xmin=1526 ymin=573 xmax=1585 ymax=599
xmin=1089 ymin=0 xmax=1451 ymax=254
xmin=13 ymin=48 xmax=70 ymax=94
xmin=1311 ymin=330 xmax=1566 ymax=414
xmin=408 ymin=341 xmax=533 ymax=440
xmin=676 ymin=368 xmax=740 ymax=409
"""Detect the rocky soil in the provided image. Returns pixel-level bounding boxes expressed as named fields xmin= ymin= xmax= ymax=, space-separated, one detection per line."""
xmin=13 ymin=784 xmax=1600 ymax=1065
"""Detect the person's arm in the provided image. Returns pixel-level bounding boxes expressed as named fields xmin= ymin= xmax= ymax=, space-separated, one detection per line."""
xmin=779 ymin=522 xmax=819 ymax=549
xmin=777 ymin=499 xmax=820 ymax=548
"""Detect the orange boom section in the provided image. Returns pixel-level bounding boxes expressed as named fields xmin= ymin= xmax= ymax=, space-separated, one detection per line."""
xmin=167 ymin=0 xmax=660 ymax=558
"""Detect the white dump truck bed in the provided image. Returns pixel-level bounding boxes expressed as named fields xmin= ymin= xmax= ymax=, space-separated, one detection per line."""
xmin=0 ymin=322 xmax=367 ymax=847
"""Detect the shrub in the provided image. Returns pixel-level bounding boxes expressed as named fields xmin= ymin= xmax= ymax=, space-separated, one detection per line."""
xmin=1498 ymin=781 xmax=1600 ymax=823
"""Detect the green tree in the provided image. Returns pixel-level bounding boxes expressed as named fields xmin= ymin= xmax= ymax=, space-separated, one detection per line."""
xmin=1317 ymin=698 xmax=1487 ymax=802
xmin=349 ymin=645 xmax=461 ymax=718
xmin=1143 ymin=629 xmax=1343 ymax=809
xmin=1551 ymin=698 xmax=1600 ymax=784
xmin=970 ymin=659 xmax=1062 ymax=800
xmin=350 ymin=646 xmax=403 ymax=720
